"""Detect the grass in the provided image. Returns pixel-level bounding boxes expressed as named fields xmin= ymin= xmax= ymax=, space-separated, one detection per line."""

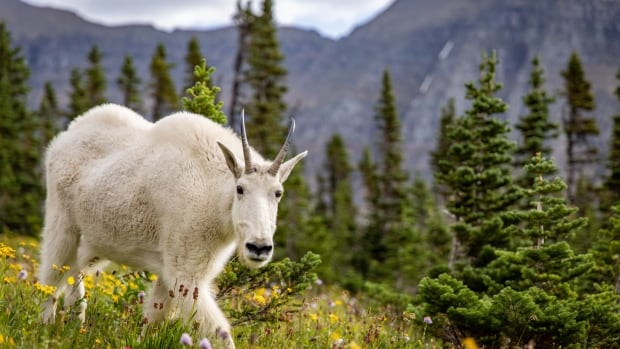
xmin=0 ymin=234 xmax=444 ymax=349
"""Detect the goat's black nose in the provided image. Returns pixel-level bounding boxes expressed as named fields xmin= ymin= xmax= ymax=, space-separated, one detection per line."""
xmin=245 ymin=243 xmax=273 ymax=256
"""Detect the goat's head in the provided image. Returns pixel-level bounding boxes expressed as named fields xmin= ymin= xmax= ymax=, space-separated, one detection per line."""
xmin=217 ymin=111 xmax=307 ymax=268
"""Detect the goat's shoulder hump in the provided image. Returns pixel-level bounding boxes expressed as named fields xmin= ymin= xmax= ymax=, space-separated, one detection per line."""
xmin=68 ymin=103 xmax=151 ymax=132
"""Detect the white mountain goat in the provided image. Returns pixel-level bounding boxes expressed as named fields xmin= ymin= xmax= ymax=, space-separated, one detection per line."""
xmin=38 ymin=104 xmax=307 ymax=348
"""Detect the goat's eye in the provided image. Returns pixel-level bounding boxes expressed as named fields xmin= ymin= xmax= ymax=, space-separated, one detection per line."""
xmin=275 ymin=190 xmax=283 ymax=198
xmin=236 ymin=185 xmax=244 ymax=195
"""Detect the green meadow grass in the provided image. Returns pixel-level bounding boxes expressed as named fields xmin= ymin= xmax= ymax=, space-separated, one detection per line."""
xmin=0 ymin=235 xmax=442 ymax=349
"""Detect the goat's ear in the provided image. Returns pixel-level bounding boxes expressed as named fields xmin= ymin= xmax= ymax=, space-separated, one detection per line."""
xmin=217 ymin=141 xmax=242 ymax=178
xmin=278 ymin=151 xmax=308 ymax=183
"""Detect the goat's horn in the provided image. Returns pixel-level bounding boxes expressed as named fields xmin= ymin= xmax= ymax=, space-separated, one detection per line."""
xmin=241 ymin=109 xmax=254 ymax=174
xmin=268 ymin=118 xmax=295 ymax=176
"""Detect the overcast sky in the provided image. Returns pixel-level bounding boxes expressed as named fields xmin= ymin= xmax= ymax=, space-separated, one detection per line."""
xmin=22 ymin=0 xmax=395 ymax=39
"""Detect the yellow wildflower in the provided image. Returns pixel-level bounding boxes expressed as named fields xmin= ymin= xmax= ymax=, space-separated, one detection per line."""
xmin=0 ymin=243 xmax=16 ymax=258
xmin=309 ymin=313 xmax=318 ymax=322
xmin=79 ymin=327 xmax=87 ymax=334
xmin=67 ymin=276 xmax=75 ymax=286
xmin=0 ymin=334 xmax=3 ymax=344
xmin=95 ymin=338 xmax=102 ymax=345
xmin=149 ymin=274 xmax=158 ymax=281
xmin=52 ymin=264 xmax=58 ymax=270
xmin=61 ymin=265 xmax=71 ymax=272
xmin=462 ymin=337 xmax=479 ymax=349
xmin=329 ymin=313 xmax=339 ymax=324
xmin=349 ymin=341 xmax=362 ymax=349
xmin=330 ymin=332 xmax=341 ymax=341
xmin=34 ymin=282 xmax=56 ymax=295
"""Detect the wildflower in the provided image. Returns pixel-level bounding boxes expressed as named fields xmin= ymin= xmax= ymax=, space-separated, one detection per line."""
xmin=138 ymin=291 xmax=146 ymax=304
xmin=34 ymin=282 xmax=56 ymax=295
xmin=462 ymin=337 xmax=479 ymax=349
xmin=79 ymin=327 xmax=87 ymax=334
xmin=199 ymin=338 xmax=213 ymax=349
xmin=403 ymin=333 xmax=410 ymax=341
xmin=67 ymin=276 xmax=75 ymax=286
xmin=349 ymin=342 xmax=362 ymax=349
xmin=329 ymin=313 xmax=339 ymax=324
xmin=180 ymin=333 xmax=193 ymax=346
xmin=217 ymin=329 xmax=229 ymax=341
xmin=0 ymin=243 xmax=16 ymax=258
xmin=17 ymin=269 xmax=28 ymax=280
xmin=148 ymin=274 xmax=158 ymax=281
xmin=423 ymin=316 xmax=433 ymax=325
xmin=330 ymin=332 xmax=341 ymax=341
xmin=315 ymin=278 xmax=323 ymax=286
xmin=309 ymin=313 xmax=319 ymax=322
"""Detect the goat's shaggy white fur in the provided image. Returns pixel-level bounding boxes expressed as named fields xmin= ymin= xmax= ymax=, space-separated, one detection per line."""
xmin=38 ymin=104 xmax=306 ymax=348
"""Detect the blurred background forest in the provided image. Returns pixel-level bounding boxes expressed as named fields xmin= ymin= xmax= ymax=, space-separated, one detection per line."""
xmin=1 ymin=0 xmax=620 ymax=346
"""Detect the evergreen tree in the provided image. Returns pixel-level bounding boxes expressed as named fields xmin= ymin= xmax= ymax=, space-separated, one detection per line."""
xmin=38 ymin=81 xmax=60 ymax=146
xmin=229 ymin=0 xmax=255 ymax=132
xmin=360 ymin=69 xmax=422 ymax=289
xmin=514 ymin=56 xmax=558 ymax=185
xmin=430 ymin=98 xmax=456 ymax=201
xmin=84 ymin=45 xmax=107 ymax=107
xmin=420 ymin=154 xmax=620 ymax=347
xmin=602 ymin=67 xmax=620 ymax=211
xmin=183 ymin=36 xmax=209 ymax=95
xmin=434 ymin=51 xmax=521 ymax=266
xmin=317 ymin=134 xmax=358 ymax=283
xmin=243 ymin=0 xmax=287 ymax=158
xmin=358 ymin=147 xmax=380 ymax=277
xmin=149 ymin=43 xmax=179 ymax=121
xmin=561 ymin=52 xmax=599 ymax=201
xmin=67 ymin=67 xmax=88 ymax=118
xmin=116 ymin=55 xmax=143 ymax=112
xmin=0 ymin=23 xmax=42 ymax=234
xmin=183 ymin=59 xmax=225 ymax=124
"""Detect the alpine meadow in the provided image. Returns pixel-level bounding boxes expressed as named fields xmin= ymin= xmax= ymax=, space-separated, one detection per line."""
xmin=1 ymin=0 xmax=620 ymax=348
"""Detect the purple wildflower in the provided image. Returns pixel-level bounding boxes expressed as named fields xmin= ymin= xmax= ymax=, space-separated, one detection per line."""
xmin=180 ymin=333 xmax=193 ymax=346
xmin=17 ymin=269 xmax=28 ymax=280
xmin=137 ymin=291 xmax=145 ymax=304
xmin=423 ymin=316 xmax=433 ymax=325
xmin=217 ymin=329 xmax=230 ymax=341
xmin=199 ymin=338 xmax=213 ymax=349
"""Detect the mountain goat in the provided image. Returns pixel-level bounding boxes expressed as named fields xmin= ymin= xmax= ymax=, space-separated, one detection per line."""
xmin=38 ymin=104 xmax=307 ymax=349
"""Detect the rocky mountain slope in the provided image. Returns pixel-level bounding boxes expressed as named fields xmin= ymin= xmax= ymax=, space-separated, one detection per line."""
xmin=2 ymin=0 xmax=619 ymax=182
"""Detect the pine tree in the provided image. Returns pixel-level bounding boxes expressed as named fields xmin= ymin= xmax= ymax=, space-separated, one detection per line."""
xmin=229 ymin=0 xmax=255 ymax=132
xmin=430 ymin=98 xmax=456 ymax=200
xmin=561 ymin=52 xmax=599 ymax=201
xmin=183 ymin=36 xmax=209 ymax=95
xmin=84 ymin=45 xmax=107 ymax=107
xmin=243 ymin=0 xmax=287 ymax=158
xmin=602 ymin=68 xmax=620 ymax=211
xmin=514 ymin=57 xmax=558 ymax=185
xmin=117 ymin=55 xmax=143 ymax=112
xmin=361 ymin=69 xmax=423 ymax=289
xmin=358 ymin=147 xmax=380 ymax=277
xmin=149 ymin=43 xmax=178 ymax=121
xmin=38 ymin=81 xmax=60 ymax=146
xmin=183 ymin=59 xmax=225 ymax=124
xmin=0 ymin=23 xmax=42 ymax=234
xmin=420 ymin=154 xmax=620 ymax=347
xmin=317 ymin=134 xmax=358 ymax=283
xmin=434 ymin=51 xmax=521 ymax=266
xmin=67 ymin=67 xmax=88 ymax=118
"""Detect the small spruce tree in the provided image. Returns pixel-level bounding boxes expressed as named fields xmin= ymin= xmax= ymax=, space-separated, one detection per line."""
xmin=182 ymin=59 xmax=225 ymax=124
xmin=514 ymin=56 xmax=558 ymax=185
xmin=67 ymin=67 xmax=88 ymax=118
xmin=84 ymin=45 xmax=107 ymax=107
xmin=149 ymin=43 xmax=179 ymax=121
xmin=117 ymin=55 xmax=143 ymax=113
xmin=561 ymin=52 xmax=599 ymax=201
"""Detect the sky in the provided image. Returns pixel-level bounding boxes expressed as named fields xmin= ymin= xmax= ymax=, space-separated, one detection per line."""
xmin=22 ymin=0 xmax=395 ymax=39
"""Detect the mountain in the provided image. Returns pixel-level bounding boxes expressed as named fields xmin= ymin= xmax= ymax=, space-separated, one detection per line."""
xmin=2 ymin=0 xmax=620 ymax=183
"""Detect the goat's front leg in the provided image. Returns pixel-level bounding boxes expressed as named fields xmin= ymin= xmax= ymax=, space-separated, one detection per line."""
xmin=171 ymin=280 xmax=235 ymax=349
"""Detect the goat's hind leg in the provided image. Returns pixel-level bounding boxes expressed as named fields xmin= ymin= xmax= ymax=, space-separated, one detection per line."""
xmin=38 ymin=211 xmax=80 ymax=324
xmin=63 ymin=246 xmax=108 ymax=323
